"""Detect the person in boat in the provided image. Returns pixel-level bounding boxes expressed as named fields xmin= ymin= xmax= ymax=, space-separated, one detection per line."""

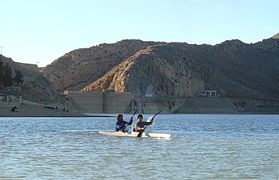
xmin=133 ymin=114 xmax=154 ymax=133
xmin=10 ymin=105 xmax=18 ymax=112
xmin=115 ymin=114 xmax=133 ymax=132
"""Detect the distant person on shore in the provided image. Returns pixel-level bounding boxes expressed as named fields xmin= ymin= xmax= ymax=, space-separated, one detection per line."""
xmin=10 ymin=105 xmax=18 ymax=112
xmin=133 ymin=114 xmax=154 ymax=133
xmin=115 ymin=114 xmax=133 ymax=132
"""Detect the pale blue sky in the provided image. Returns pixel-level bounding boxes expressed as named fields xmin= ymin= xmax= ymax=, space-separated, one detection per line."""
xmin=1 ymin=0 xmax=278 ymax=66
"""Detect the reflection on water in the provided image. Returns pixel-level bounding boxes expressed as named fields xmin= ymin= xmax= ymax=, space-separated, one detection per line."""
xmin=0 ymin=115 xmax=279 ymax=179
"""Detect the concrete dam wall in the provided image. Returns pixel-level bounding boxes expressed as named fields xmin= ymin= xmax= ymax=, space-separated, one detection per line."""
xmin=66 ymin=91 xmax=135 ymax=113
xmin=65 ymin=91 xmax=279 ymax=114
xmin=65 ymin=91 xmax=184 ymax=113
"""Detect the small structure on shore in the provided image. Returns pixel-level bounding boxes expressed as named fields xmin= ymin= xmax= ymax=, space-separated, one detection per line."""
xmin=200 ymin=90 xmax=217 ymax=97
xmin=6 ymin=95 xmax=22 ymax=103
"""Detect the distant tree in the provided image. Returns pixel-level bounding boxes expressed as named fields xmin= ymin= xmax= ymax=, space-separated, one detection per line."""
xmin=14 ymin=70 xmax=24 ymax=85
xmin=0 ymin=57 xmax=3 ymax=86
xmin=0 ymin=56 xmax=2 ymax=68
xmin=3 ymin=64 xmax=13 ymax=87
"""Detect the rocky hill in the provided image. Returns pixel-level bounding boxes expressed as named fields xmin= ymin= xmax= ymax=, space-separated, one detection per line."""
xmin=80 ymin=38 xmax=279 ymax=100
xmin=42 ymin=40 xmax=160 ymax=90
xmin=1 ymin=56 xmax=61 ymax=102
xmin=0 ymin=55 xmax=81 ymax=116
xmin=273 ymin=33 xmax=279 ymax=39
xmin=41 ymin=34 xmax=279 ymax=113
xmin=81 ymin=44 xmax=205 ymax=97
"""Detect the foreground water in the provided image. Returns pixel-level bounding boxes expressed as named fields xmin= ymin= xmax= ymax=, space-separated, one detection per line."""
xmin=0 ymin=114 xmax=279 ymax=179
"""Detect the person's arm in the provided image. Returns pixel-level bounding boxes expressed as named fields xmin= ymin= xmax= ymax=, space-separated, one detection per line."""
xmin=137 ymin=127 xmax=145 ymax=131
xmin=127 ymin=116 xmax=133 ymax=126
xmin=143 ymin=118 xmax=154 ymax=126
xmin=134 ymin=123 xmax=145 ymax=131
xmin=115 ymin=122 xmax=121 ymax=131
xmin=115 ymin=122 xmax=125 ymax=131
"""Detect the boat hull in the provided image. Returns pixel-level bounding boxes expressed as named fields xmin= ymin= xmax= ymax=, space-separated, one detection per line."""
xmin=98 ymin=131 xmax=171 ymax=139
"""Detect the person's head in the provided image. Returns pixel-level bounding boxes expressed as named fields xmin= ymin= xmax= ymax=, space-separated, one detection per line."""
xmin=137 ymin=114 xmax=143 ymax=122
xmin=117 ymin=114 xmax=123 ymax=121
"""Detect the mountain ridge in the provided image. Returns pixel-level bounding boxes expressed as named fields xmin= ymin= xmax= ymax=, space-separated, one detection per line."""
xmin=42 ymin=37 xmax=279 ymax=101
xmin=0 ymin=55 xmax=82 ymax=116
xmin=41 ymin=40 xmax=161 ymax=90
xmin=272 ymin=32 xmax=279 ymax=39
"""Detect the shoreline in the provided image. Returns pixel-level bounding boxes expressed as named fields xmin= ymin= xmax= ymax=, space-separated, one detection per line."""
xmin=1 ymin=102 xmax=279 ymax=117
xmin=1 ymin=112 xmax=279 ymax=117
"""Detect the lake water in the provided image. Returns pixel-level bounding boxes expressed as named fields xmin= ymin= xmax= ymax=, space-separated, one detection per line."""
xmin=0 ymin=114 xmax=279 ymax=179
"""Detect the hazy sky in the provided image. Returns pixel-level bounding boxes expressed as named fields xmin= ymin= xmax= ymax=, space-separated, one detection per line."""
xmin=1 ymin=0 xmax=278 ymax=66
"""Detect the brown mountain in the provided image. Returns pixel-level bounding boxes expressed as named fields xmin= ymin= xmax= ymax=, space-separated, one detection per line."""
xmin=81 ymin=45 xmax=205 ymax=97
xmin=41 ymin=36 xmax=279 ymax=113
xmin=42 ymin=40 xmax=160 ymax=90
xmin=80 ymin=39 xmax=279 ymax=99
xmin=273 ymin=32 xmax=279 ymax=39
xmin=1 ymin=55 xmax=61 ymax=103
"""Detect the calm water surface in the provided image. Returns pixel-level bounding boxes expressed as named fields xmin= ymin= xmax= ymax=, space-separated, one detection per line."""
xmin=0 ymin=114 xmax=279 ymax=179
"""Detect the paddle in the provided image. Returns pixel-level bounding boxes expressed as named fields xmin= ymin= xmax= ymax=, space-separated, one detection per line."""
xmin=126 ymin=110 xmax=137 ymax=132
xmin=137 ymin=109 xmax=163 ymax=137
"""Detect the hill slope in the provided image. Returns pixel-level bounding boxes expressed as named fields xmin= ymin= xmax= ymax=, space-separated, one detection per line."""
xmin=42 ymin=40 xmax=160 ymax=90
xmin=41 ymin=35 xmax=279 ymax=114
xmin=273 ymin=33 xmax=279 ymax=39
xmin=0 ymin=55 xmax=81 ymax=116
xmin=80 ymin=39 xmax=279 ymax=99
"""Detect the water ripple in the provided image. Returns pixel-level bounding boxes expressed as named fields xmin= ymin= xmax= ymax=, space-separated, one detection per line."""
xmin=0 ymin=115 xmax=279 ymax=179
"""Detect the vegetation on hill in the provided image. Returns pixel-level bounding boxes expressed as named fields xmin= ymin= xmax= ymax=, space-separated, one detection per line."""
xmin=0 ymin=55 xmax=24 ymax=88
xmin=0 ymin=55 xmax=79 ymax=110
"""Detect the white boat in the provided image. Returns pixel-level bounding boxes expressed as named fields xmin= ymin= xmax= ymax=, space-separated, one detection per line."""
xmin=98 ymin=131 xmax=171 ymax=139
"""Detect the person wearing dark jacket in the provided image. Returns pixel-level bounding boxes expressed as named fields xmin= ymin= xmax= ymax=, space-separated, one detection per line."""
xmin=133 ymin=114 xmax=154 ymax=133
xmin=115 ymin=114 xmax=133 ymax=132
xmin=10 ymin=105 xmax=18 ymax=112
